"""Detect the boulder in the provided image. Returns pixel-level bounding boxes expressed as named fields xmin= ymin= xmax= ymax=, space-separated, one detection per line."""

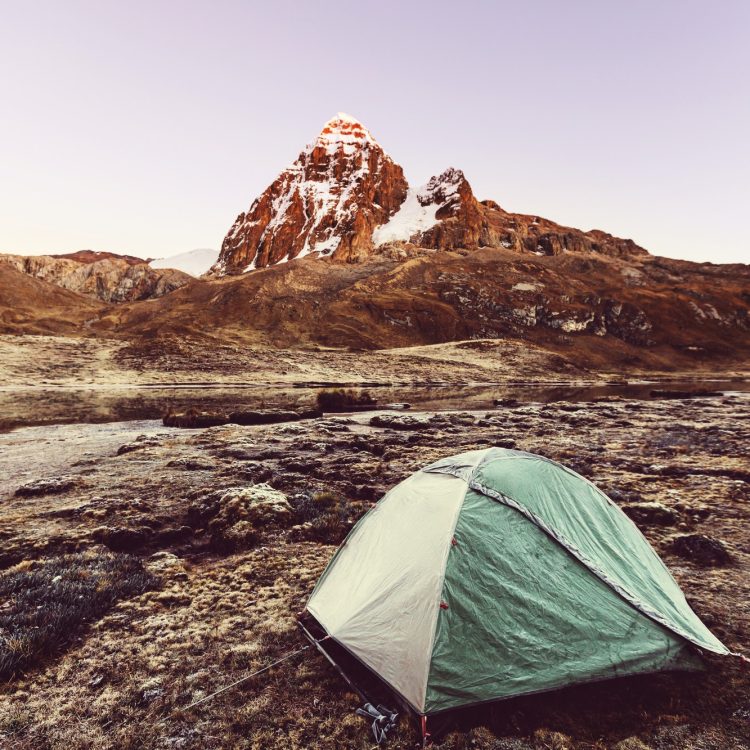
xmin=163 ymin=412 xmax=229 ymax=428
xmin=228 ymin=409 xmax=321 ymax=425
xmin=15 ymin=476 xmax=79 ymax=497
xmin=214 ymin=484 xmax=292 ymax=528
xmin=166 ymin=457 xmax=217 ymax=471
xmin=144 ymin=551 xmax=188 ymax=580
xmin=666 ymin=533 xmax=732 ymax=566
xmin=370 ymin=414 xmax=430 ymax=431
xmin=117 ymin=436 xmax=160 ymax=455
xmin=622 ymin=502 xmax=679 ymax=526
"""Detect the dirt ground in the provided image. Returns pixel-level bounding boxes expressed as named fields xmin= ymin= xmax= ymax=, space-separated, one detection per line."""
xmin=0 ymin=389 xmax=748 ymax=749
xmin=3 ymin=334 xmax=749 ymax=390
xmin=0 ymin=334 xmax=591 ymax=388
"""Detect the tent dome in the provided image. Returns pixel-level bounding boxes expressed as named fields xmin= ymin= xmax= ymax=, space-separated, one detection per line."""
xmin=305 ymin=447 xmax=727 ymax=718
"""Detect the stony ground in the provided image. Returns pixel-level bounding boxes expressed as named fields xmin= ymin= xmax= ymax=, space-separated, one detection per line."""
xmin=0 ymin=394 xmax=749 ymax=749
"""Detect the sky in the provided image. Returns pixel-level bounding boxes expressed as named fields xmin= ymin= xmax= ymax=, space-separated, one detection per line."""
xmin=0 ymin=0 xmax=748 ymax=264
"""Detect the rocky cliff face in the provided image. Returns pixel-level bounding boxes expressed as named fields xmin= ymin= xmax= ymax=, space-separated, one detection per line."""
xmin=373 ymin=168 xmax=501 ymax=250
xmin=214 ymin=115 xmax=648 ymax=275
xmin=0 ymin=253 xmax=192 ymax=303
xmin=213 ymin=113 xmax=408 ymax=274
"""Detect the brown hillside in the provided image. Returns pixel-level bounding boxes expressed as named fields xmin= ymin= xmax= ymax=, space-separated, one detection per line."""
xmin=0 ymin=264 xmax=105 ymax=335
xmin=92 ymin=247 xmax=750 ymax=372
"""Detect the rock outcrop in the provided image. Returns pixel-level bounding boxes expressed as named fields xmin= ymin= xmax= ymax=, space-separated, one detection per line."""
xmin=213 ymin=113 xmax=408 ymax=274
xmin=0 ymin=253 xmax=192 ymax=303
xmin=372 ymin=168 xmax=494 ymax=249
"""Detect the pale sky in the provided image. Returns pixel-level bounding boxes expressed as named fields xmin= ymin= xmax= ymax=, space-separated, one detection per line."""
xmin=1 ymin=0 xmax=748 ymax=263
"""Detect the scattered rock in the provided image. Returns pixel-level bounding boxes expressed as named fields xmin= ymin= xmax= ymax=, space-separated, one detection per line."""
xmin=117 ymin=435 xmax=161 ymax=455
xmin=166 ymin=457 xmax=216 ymax=471
xmin=215 ymin=520 xmax=259 ymax=551
xmin=144 ymin=551 xmax=188 ymax=580
xmin=370 ymin=414 xmax=430 ymax=430
xmin=15 ymin=476 xmax=79 ymax=497
xmin=163 ymin=412 xmax=229 ymax=428
xmin=214 ymin=484 xmax=292 ymax=528
xmin=606 ymin=488 xmax=642 ymax=504
xmin=495 ymin=438 xmax=517 ymax=449
xmin=665 ymin=533 xmax=732 ymax=566
xmin=93 ymin=525 xmax=153 ymax=552
xmin=622 ymin=502 xmax=679 ymax=526
xmin=229 ymin=409 xmax=321 ymax=426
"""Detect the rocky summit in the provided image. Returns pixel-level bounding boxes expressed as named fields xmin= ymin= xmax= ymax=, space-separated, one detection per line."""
xmin=213 ymin=114 xmax=648 ymax=276
xmin=213 ymin=113 xmax=408 ymax=273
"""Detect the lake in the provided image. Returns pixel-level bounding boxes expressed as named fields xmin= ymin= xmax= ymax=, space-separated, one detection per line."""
xmin=1 ymin=379 xmax=748 ymax=432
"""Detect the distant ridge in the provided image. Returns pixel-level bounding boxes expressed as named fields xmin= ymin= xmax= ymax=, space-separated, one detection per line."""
xmin=150 ymin=248 xmax=219 ymax=277
xmin=50 ymin=249 xmax=148 ymax=266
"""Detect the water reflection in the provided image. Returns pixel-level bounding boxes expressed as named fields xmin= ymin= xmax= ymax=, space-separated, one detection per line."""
xmin=0 ymin=380 xmax=747 ymax=432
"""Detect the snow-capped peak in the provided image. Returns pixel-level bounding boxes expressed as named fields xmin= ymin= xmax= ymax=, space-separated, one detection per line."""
xmin=372 ymin=168 xmax=468 ymax=246
xmin=330 ymin=112 xmax=361 ymax=125
xmin=311 ymin=112 xmax=378 ymax=155
xmin=212 ymin=112 xmax=408 ymax=273
xmin=418 ymin=167 xmax=465 ymax=207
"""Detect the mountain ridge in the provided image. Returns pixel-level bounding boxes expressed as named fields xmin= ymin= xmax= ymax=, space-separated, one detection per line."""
xmin=0 ymin=252 xmax=192 ymax=303
xmin=1 ymin=113 xmax=748 ymax=375
xmin=212 ymin=114 xmax=649 ymax=275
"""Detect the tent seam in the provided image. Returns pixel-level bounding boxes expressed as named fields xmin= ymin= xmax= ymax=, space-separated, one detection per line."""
xmin=472 ymin=452 xmax=708 ymax=613
xmin=467 ymin=478 xmax=728 ymax=656
xmin=420 ymin=479 xmax=470 ymax=713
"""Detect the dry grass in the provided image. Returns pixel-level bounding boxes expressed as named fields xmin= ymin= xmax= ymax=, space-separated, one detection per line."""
xmin=1 ymin=395 xmax=749 ymax=748
xmin=0 ymin=551 xmax=157 ymax=681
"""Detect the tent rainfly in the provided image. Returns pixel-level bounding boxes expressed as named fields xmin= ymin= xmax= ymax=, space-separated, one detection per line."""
xmin=302 ymin=447 xmax=731 ymax=739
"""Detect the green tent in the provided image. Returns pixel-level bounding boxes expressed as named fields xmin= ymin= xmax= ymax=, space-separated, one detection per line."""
xmin=304 ymin=447 xmax=727 ymax=732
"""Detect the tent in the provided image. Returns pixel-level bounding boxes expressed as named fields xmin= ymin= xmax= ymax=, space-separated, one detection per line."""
xmin=302 ymin=447 xmax=728 ymax=738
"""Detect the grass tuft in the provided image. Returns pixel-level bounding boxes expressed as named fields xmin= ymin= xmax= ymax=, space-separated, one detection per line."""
xmin=289 ymin=491 xmax=357 ymax=544
xmin=0 ymin=552 xmax=158 ymax=680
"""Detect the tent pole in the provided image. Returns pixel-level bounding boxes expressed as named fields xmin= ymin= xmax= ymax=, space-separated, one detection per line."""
xmin=421 ymin=715 xmax=430 ymax=747
xmin=297 ymin=618 xmax=368 ymax=703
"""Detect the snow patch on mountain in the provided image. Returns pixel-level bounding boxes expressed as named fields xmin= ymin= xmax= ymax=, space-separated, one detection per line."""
xmin=372 ymin=168 xmax=465 ymax=246
xmin=371 ymin=189 xmax=440 ymax=245
xmin=151 ymin=248 xmax=218 ymax=276
xmin=311 ymin=112 xmax=378 ymax=156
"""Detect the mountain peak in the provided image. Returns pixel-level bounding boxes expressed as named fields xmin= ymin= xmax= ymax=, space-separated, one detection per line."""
xmin=418 ymin=168 xmax=467 ymax=207
xmin=212 ymin=113 xmax=407 ymax=273
xmin=213 ymin=119 xmax=650 ymax=276
xmin=312 ymin=112 xmax=377 ymax=155
xmin=327 ymin=111 xmax=362 ymax=126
